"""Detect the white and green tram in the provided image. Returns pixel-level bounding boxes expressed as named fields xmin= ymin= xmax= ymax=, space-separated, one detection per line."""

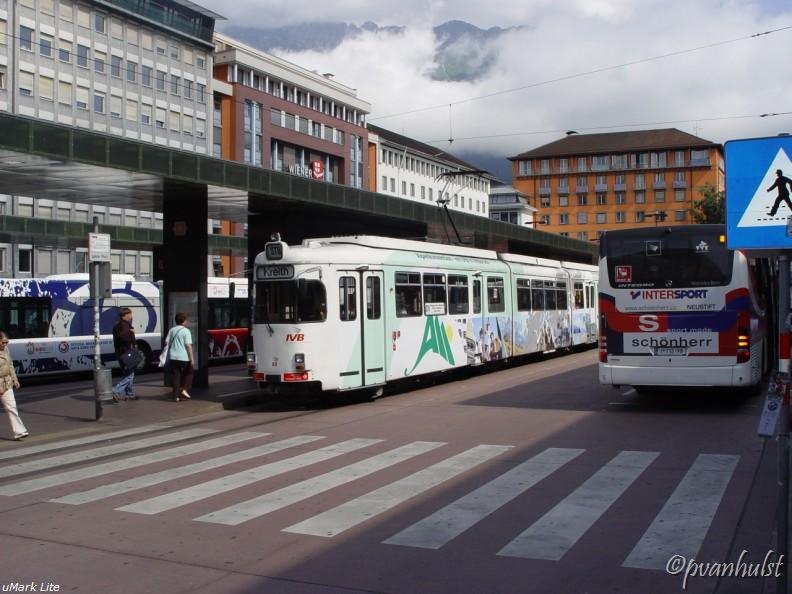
xmin=250 ymin=235 xmax=598 ymax=393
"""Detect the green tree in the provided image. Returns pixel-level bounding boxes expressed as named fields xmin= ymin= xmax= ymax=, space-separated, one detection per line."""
xmin=690 ymin=183 xmax=725 ymax=224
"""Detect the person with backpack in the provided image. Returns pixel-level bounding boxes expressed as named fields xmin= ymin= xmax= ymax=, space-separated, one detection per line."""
xmin=112 ymin=307 xmax=138 ymax=401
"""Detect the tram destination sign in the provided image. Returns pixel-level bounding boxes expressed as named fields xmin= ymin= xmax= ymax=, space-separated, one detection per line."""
xmin=256 ymin=265 xmax=294 ymax=280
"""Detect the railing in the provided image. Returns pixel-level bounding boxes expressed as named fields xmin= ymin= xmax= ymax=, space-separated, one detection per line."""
xmin=673 ymin=180 xmax=687 ymax=188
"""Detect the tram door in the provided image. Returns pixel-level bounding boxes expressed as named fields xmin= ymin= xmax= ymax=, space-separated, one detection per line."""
xmin=361 ymin=271 xmax=386 ymax=386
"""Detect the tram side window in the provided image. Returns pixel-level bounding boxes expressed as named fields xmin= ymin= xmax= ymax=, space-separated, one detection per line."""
xmin=545 ymin=281 xmax=557 ymax=310
xmin=395 ymin=272 xmax=422 ymax=317
xmin=473 ymin=279 xmax=482 ymax=314
xmin=0 ymin=298 xmax=51 ymax=339
xmin=516 ymin=278 xmax=531 ymax=311
xmin=574 ymin=282 xmax=584 ymax=309
xmin=423 ymin=273 xmax=446 ymax=315
xmin=448 ymin=275 xmax=469 ymax=314
xmin=339 ymin=277 xmax=357 ymax=321
xmin=557 ymin=281 xmax=568 ymax=310
xmin=487 ymin=277 xmax=505 ymax=313
xmin=366 ymin=277 xmax=381 ymax=320
xmin=531 ymin=280 xmax=545 ymax=311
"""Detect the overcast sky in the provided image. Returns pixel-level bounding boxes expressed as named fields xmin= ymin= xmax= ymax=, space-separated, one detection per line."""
xmin=201 ymin=0 xmax=792 ymax=161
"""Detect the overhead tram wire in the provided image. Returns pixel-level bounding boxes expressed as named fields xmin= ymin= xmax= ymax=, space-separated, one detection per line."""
xmin=419 ymin=111 xmax=792 ymax=145
xmin=368 ymin=24 xmax=792 ymax=123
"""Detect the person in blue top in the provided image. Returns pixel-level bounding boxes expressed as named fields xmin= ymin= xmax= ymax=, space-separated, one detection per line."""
xmin=164 ymin=312 xmax=194 ymax=402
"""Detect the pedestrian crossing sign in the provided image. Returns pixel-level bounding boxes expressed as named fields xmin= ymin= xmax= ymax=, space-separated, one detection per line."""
xmin=726 ymin=135 xmax=792 ymax=249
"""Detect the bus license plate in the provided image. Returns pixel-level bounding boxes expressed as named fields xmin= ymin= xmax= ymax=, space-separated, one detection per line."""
xmin=654 ymin=347 xmax=686 ymax=356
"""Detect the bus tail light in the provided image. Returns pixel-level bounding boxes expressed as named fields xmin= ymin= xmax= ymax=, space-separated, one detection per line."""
xmin=284 ymin=372 xmax=309 ymax=382
xmin=737 ymin=311 xmax=750 ymax=363
xmin=599 ymin=314 xmax=608 ymax=363
xmin=294 ymin=353 xmax=305 ymax=372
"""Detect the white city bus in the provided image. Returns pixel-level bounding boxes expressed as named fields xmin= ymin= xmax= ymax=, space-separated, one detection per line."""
xmin=598 ymin=224 xmax=770 ymax=391
xmin=249 ymin=235 xmax=597 ymax=393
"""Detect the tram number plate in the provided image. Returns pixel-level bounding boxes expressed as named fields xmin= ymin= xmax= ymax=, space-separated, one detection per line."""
xmin=654 ymin=347 xmax=686 ymax=356
xmin=258 ymin=265 xmax=294 ymax=280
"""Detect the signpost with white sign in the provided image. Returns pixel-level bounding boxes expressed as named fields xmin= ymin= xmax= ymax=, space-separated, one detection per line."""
xmin=727 ymin=135 xmax=792 ymax=593
xmin=88 ymin=224 xmax=112 ymax=419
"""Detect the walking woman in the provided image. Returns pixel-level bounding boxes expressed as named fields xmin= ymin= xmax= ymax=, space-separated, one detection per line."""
xmin=165 ymin=312 xmax=194 ymax=402
xmin=0 ymin=331 xmax=27 ymax=440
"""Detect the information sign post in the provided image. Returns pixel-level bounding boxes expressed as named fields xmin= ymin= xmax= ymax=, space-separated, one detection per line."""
xmin=88 ymin=220 xmax=112 ymax=420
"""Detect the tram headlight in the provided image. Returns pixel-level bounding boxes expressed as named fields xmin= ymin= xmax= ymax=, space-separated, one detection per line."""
xmin=294 ymin=353 xmax=306 ymax=371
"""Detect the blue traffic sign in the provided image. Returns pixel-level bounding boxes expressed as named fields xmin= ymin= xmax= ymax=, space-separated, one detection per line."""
xmin=726 ymin=135 xmax=792 ymax=250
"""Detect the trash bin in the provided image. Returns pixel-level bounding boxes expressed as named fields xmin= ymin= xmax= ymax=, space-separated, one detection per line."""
xmin=94 ymin=368 xmax=113 ymax=402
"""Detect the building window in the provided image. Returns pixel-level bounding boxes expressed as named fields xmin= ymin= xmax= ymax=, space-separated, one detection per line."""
xmin=577 ymin=213 xmax=588 ymax=224
xmin=39 ymin=35 xmax=52 ymax=57
xmin=169 ymin=45 xmax=179 ymax=60
xmin=111 ymin=55 xmax=122 ymax=77
xmin=596 ymin=192 xmax=607 ymax=205
xmin=18 ymin=71 xmax=34 ymax=96
xmin=155 ymin=107 xmax=166 ymax=129
xmin=94 ymin=13 xmax=106 ymax=33
xmin=94 ymin=50 xmax=106 ymax=73
xmin=596 ymin=212 xmax=607 ymax=224
xmin=58 ymin=80 xmax=71 ymax=105
xmin=559 ymin=158 xmax=569 ymax=172
xmin=559 ymin=196 xmax=569 ymax=207
xmin=75 ymin=85 xmax=89 ymax=109
xmin=197 ymin=84 xmax=206 ymax=102
xmin=170 ymin=75 xmax=180 ymax=95
xmin=77 ymin=44 xmax=88 ymax=68
xmin=577 ymin=231 xmax=588 ymax=241
xmin=635 ymin=191 xmax=645 ymax=204
xmin=142 ymin=66 xmax=152 ymax=87
xmin=655 ymin=190 xmax=665 ymax=203
xmin=541 ymin=196 xmax=551 ymax=207
xmin=559 ymin=213 xmax=569 ymax=225
xmin=18 ymin=248 xmax=32 ymax=274
xmin=518 ymin=160 xmax=531 ymax=176
xmin=93 ymin=92 xmax=105 ymax=113
xmin=125 ymin=98 xmax=137 ymax=121
xmin=675 ymin=189 xmax=686 ymax=202
xmin=127 ymin=61 xmax=137 ymax=82
xmin=675 ymin=210 xmax=687 ymax=221
xmin=635 ymin=211 xmax=646 ymax=222
xmin=615 ymin=192 xmax=626 ymax=205
xmin=156 ymin=70 xmax=166 ymax=91
xmin=110 ymin=95 xmax=122 ymax=118
xmin=140 ymin=103 xmax=151 ymax=125
xmin=58 ymin=41 xmax=70 ymax=63
xmin=184 ymin=80 xmax=192 ymax=99
xmin=39 ymin=75 xmax=54 ymax=100
xmin=20 ymin=26 xmax=33 ymax=51
xmin=577 ymin=194 xmax=587 ymax=206
xmin=616 ymin=211 xmax=626 ymax=223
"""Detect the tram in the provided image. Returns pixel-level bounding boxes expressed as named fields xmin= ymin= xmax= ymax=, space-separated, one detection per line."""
xmin=249 ymin=235 xmax=597 ymax=394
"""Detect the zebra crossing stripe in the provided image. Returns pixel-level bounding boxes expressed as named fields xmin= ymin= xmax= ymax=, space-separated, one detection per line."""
xmin=52 ymin=435 xmax=325 ymax=505
xmin=623 ymin=453 xmax=739 ymax=570
xmin=0 ymin=425 xmax=172 ymax=462
xmin=285 ymin=444 xmax=513 ymax=538
xmin=195 ymin=441 xmax=447 ymax=526
xmin=0 ymin=428 xmax=216 ymax=483
xmin=498 ymin=450 xmax=659 ymax=560
xmin=117 ymin=438 xmax=383 ymax=516
xmin=383 ymin=447 xmax=584 ymax=549
xmin=1 ymin=432 xmax=265 ymax=497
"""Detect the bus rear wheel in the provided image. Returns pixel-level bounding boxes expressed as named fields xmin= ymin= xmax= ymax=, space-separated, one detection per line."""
xmin=135 ymin=341 xmax=152 ymax=373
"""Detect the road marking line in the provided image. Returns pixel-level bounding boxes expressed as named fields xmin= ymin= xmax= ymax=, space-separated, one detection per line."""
xmin=383 ymin=447 xmax=584 ymax=549
xmin=0 ymin=428 xmax=216 ymax=483
xmin=1 ymin=431 xmax=264 ymax=496
xmin=195 ymin=441 xmax=446 ymax=526
xmin=622 ymin=454 xmax=739 ymax=570
xmin=0 ymin=425 xmax=171 ymax=462
xmin=498 ymin=450 xmax=659 ymax=560
xmin=52 ymin=435 xmax=324 ymax=505
xmin=117 ymin=438 xmax=383 ymax=515
xmin=285 ymin=444 xmax=512 ymax=538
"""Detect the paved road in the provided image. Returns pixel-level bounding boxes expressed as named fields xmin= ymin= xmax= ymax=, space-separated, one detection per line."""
xmin=0 ymin=350 xmax=781 ymax=594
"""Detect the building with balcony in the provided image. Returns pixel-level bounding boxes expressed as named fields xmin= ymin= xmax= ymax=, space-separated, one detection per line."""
xmin=509 ymin=129 xmax=724 ymax=241
xmin=368 ymin=124 xmax=492 ymax=218
xmin=212 ymin=32 xmax=370 ymax=189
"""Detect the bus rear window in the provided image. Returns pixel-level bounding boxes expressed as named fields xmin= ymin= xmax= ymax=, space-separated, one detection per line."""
xmin=254 ymin=280 xmax=326 ymax=323
xmin=604 ymin=231 xmax=733 ymax=288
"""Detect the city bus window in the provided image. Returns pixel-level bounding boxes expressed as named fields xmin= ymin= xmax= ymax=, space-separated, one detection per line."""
xmin=487 ymin=277 xmax=505 ymax=313
xmin=339 ymin=276 xmax=356 ymax=321
xmin=448 ymin=275 xmax=469 ymax=314
xmin=0 ymin=298 xmax=51 ymax=338
xmin=395 ymin=272 xmax=422 ymax=317
xmin=473 ymin=279 xmax=482 ymax=314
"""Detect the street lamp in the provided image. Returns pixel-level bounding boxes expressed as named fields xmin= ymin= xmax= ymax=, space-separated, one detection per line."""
xmin=646 ymin=211 xmax=667 ymax=226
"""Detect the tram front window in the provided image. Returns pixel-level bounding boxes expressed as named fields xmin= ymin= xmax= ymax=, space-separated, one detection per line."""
xmin=255 ymin=280 xmax=326 ymax=323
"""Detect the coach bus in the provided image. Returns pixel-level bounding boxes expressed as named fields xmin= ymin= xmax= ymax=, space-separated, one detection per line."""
xmin=248 ymin=235 xmax=598 ymax=394
xmin=0 ymin=274 xmax=161 ymax=377
xmin=598 ymin=224 xmax=770 ymax=391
